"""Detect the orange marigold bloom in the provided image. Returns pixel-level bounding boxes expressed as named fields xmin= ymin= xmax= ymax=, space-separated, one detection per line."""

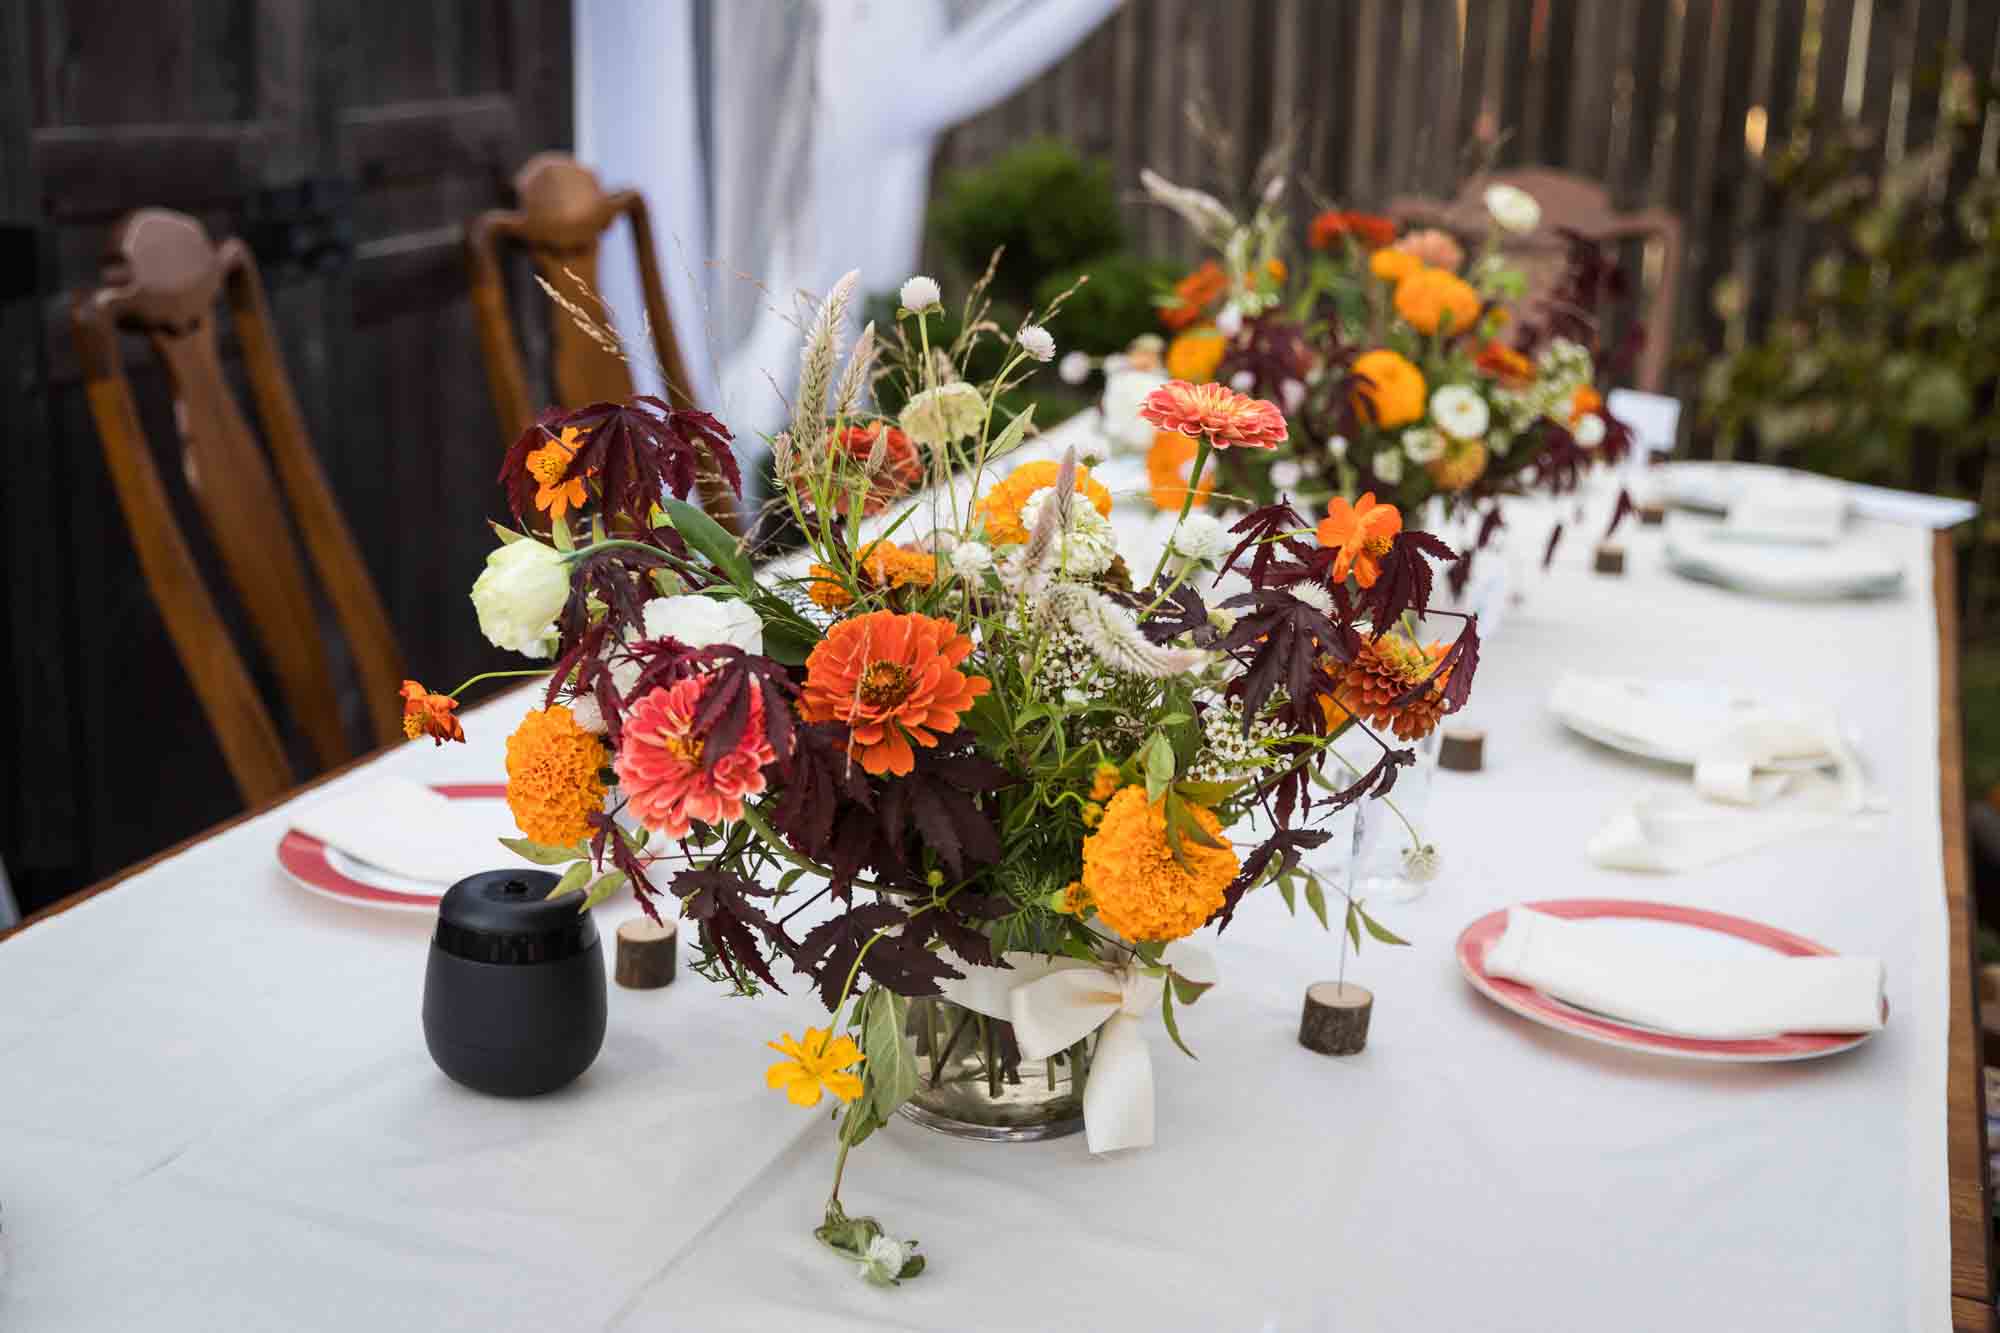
xmin=1427 ymin=438 xmax=1491 ymax=493
xmin=525 ymin=426 xmax=590 ymax=519
xmin=1475 ymin=340 xmax=1535 ymax=388
xmin=1140 ymin=379 xmax=1289 ymax=451
xmin=1145 ymin=430 xmax=1217 ymax=511
xmin=1317 ymin=492 xmax=1403 ymax=588
xmin=1394 ymin=267 xmax=1482 ymax=336
xmin=974 ymin=460 xmax=1114 ymax=545
xmin=399 ymin=679 xmax=465 ymax=745
xmin=807 ymin=541 xmax=939 ymax=612
xmin=504 ymin=706 xmax=608 ymax=846
xmin=1310 ymin=210 xmax=1398 ymax=251
xmin=1161 ymin=260 xmax=1228 ymax=331
xmin=1055 ymin=879 xmax=1094 ymax=917
xmin=1080 ymin=786 xmax=1239 ymax=942
xmin=1369 ymin=249 xmax=1424 ymax=283
xmin=798 ymin=610 xmax=991 ymax=776
xmin=1165 ymin=327 xmax=1227 ymax=384
xmin=1570 ymin=385 xmax=1604 ymax=423
xmin=1349 ymin=349 xmax=1427 ymax=429
xmin=1264 ymin=257 xmax=1288 ymax=284
xmin=1320 ymin=634 xmax=1453 ymax=741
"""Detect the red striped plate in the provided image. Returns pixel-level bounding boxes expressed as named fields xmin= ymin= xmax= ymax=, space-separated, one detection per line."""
xmin=277 ymin=782 xmax=506 ymax=913
xmin=1456 ymin=898 xmax=1884 ymax=1063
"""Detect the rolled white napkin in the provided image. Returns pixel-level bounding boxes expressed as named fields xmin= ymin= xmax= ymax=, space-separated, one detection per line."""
xmin=1720 ymin=474 xmax=1848 ymax=545
xmin=1483 ymin=905 xmax=1884 ymax=1039
xmin=290 ymin=776 xmax=533 ymax=885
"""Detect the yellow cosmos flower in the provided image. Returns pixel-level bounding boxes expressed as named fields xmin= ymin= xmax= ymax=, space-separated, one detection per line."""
xmin=765 ymin=1027 xmax=866 ymax=1107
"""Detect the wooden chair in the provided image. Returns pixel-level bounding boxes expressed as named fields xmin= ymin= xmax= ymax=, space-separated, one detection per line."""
xmin=70 ymin=208 xmax=406 ymax=805
xmin=466 ymin=152 xmax=740 ymax=532
xmin=1388 ymin=167 xmax=1683 ymax=393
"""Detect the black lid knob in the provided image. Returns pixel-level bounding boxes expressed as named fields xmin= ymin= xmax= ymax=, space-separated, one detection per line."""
xmin=432 ymin=868 xmax=599 ymax=964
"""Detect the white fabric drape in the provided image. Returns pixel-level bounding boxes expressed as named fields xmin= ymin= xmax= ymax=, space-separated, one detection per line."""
xmin=577 ymin=0 xmax=1121 ymax=462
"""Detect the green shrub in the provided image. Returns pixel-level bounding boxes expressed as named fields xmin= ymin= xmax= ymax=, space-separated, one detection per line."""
xmin=930 ymin=139 xmax=1129 ymax=308
xmin=1034 ymin=252 xmax=1182 ymax=355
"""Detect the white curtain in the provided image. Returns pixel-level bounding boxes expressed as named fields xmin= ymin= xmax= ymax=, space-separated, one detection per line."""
xmin=577 ymin=0 xmax=1121 ymax=470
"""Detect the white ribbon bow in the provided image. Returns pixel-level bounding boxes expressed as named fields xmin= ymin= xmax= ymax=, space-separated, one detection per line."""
xmin=936 ymin=942 xmax=1215 ymax=1154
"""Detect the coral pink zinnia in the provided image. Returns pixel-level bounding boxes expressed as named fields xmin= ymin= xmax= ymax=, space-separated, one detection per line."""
xmin=615 ymin=674 xmax=776 ymax=838
xmin=1138 ymin=379 xmax=1289 ymax=451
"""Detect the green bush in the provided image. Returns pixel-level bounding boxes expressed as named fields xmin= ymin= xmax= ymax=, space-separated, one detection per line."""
xmin=930 ymin=139 xmax=1129 ymax=308
xmin=1034 ymin=252 xmax=1182 ymax=355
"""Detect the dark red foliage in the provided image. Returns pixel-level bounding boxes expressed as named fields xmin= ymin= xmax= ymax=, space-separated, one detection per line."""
xmin=1603 ymin=488 xmax=1638 ymax=541
xmin=498 ymin=397 xmax=739 ymax=535
xmin=687 ymin=648 xmax=798 ymax=770
xmin=674 ymin=866 xmax=795 ymax=993
xmin=793 ymin=900 xmax=964 ymax=1009
xmin=1210 ymin=826 xmax=1331 ymax=933
xmin=1220 ymin=501 xmax=1315 ymax=587
xmin=1218 ymin=586 xmax=1358 ymax=736
xmin=1131 ymin=579 xmax=1213 ymax=646
xmin=1361 ymin=530 xmax=1457 ymax=627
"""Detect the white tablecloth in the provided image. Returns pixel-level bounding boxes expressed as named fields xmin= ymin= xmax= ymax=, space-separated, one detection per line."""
xmin=0 ymin=437 xmax=1950 ymax=1331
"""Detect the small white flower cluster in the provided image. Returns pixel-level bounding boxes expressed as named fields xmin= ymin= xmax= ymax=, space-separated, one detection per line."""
xmin=1188 ymin=695 xmax=1283 ymax=784
xmin=1026 ymin=624 xmax=1106 ymax=700
xmin=1491 ymin=337 xmax=1595 ymax=439
xmin=1400 ymin=427 xmax=1446 ymax=464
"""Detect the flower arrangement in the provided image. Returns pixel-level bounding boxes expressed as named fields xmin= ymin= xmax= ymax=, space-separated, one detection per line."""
xmin=410 ymin=266 xmax=1479 ymax=1284
xmin=1118 ymin=153 xmax=1642 ymax=591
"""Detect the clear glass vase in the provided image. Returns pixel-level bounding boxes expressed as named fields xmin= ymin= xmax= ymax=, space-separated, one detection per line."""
xmin=1351 ymin=727 xmax=1442 ymax=903
xmin=896 ymin=997 xmax=1088 ymax=1142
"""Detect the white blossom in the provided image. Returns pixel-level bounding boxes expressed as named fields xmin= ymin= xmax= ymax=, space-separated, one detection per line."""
xmin=1288 ymin=582 xmax=1335 ymax=615
xmin=1017 ymin=324 xmax=1056 ymax=363
xmin=1430 ymin=384 xmax=1491 ymax=440
xmin=1327 ymin=434 xmax=1350 ymax=460
xmin=1573 ymin=413 xmax=1607 ymax=448
xmin=950 ymin=540 xmax=994 ymax=578
xmin=899 ymin=275 xmax=941 ymax=312
xmin=1484 ymin=184 xmax=1542 ymax=235
xmin=1058 ymin=350 xmax=1092 ymax=385
xmin=898 ymin=381 xmax=985 ymax=447
xmin=1373 ymin=448 xmax=1406 ymax=485
xmin=1101 ymin=368 xmax=1169 ymax=451
xmin=1016 ymin=486 xmax=1118 ymax=578
xmin=1402 ymin=843 xmax=1442 ymax=881
xmin=643 ymin=594 xmax=763 ymax=654
xmin=1279 ymin=378 xmax=1307 ymax=414
xmin=1229 ymin=370 xmax=1256 ymax=393
xmin=1170 ymin=511 xmax=1232 ymax=565
xmin=1269 ymin=459 xmax=1303 ymax=489
xmin=470 ymin=539 xmax=570 ymax=657
xmin=1215 ymin=304 xmax=1245 ymax=337
xmin=857 ymin=1233 xmax=914 ymax=1286
xmin=1401 ymin=428 xmax=1446 ymax=464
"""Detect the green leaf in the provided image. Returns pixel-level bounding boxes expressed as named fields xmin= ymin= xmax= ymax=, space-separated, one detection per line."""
xmin=1344 ymin=900 xmax=1363 ymax=952
xmin=1303 ymin=875 xmax=1330 ymax=930
xmin=544 ymin=859 xmax=593 ymax=900
xmin=860 ymin=987 xmax=920 ymax=1126
xmin=663 ymin=497 xmax=755 ymax=591
xmin=1357 ymin=903 xmax=1410 ymax=947
xmin=1167 ymin=965 xmax=1214 ymax=1006
xmin=576 ymin=870 xmax=628 ymax=912
xmin=1159 ymin=979 xmax=1198 ymax=1060
xmin=989 ymin=403 xmax=1035 ymax=457
xmin=1277 ymin=874 xmax=1297 ymax=915
xmin=501 ymin=835 xmax=587 ymax=865
xmin=762 ymin=616 xmax=819 ymax=666
xmin=550 ymin=511 xmax=575 ymax=552
xmin=1142 ymin=731 xmax=1176 ymax=803
xmin=488 ymin=521 xmax=527 ymax=545
xmin=1171 ymin=778 xmax=1242 ymax=805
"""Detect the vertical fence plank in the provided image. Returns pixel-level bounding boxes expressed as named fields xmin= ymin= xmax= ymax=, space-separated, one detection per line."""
xmin=1347 ymin=0 xmax=1383 ymax=203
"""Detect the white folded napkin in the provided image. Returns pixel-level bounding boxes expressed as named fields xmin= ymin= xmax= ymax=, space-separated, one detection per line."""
xmin=1483 ymin=905 xmax=1884 ymax=1039
xmin=1720 ymin=473 xmax=1848 ymax=545
xmin=290 ymin=776 xmax=533 ymax=885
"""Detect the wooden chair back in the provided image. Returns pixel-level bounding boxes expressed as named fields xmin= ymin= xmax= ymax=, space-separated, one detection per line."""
xmin=1388 ymin=167 xmax=1683 ymax=393
xmin=70 ymin=208 xmax=406 ymax=804
xmin=467 ymin=152 xmax=739 ymax=532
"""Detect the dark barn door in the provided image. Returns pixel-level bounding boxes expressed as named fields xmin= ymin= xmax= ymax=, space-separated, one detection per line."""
xmin=0 ymin=1 xmax=571 ymax=913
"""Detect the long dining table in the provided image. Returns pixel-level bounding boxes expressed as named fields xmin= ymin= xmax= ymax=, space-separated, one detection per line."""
xmin=1 ymin=420 xmax=1990 ymax=1331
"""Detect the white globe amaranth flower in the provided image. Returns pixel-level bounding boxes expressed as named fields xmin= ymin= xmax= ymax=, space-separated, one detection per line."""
xmin=950 ymin=540 xmax=994 ymax=578
xmin=1215 ymin=304 xmax=1244 ymax=337
xmin=471 ymin=538 xmax=570 ymax=656
xmin=1101 ymin=367 xmax=1169 ymax=451
xmin=1287 ymin=581 xmax=1335 ymax=616
xmin=1402 ymin=842 xmax=1442 ymax=882
xmin=856 ymin=1233 xmax=915 ymax=1286
xmin=1279 ymin=378 xmax=1307 ymax=414
xmin=1058 ymin=350 xmax=1092 ymax=385
xmin=1170 ymin=511 xmax=1232 ymax=565
xmin=1573 ymin=413 xmax=1608 ymax=449
xmin=1326 ymin=433 xmax=1350 ymax=460
xmin=1484 ymin=183 xmax=1542 ymax=235
xmin=1401 ymin=427 xmax=1446 ymax=464
xmin=1016 ymin=486 xmax=1118 ymax=577
xmin=898 ymin=381 xmax=985 ymax=447
xmin=1373 ymin=447 xmax=1406 ymax=485
xmin=1229 ymin=370 xmax=1256 ymax=393
xmin=1430 ymin=384 xmax=1491 ymax=440
xmin=1269 ymin=459 xmax=1303 ymax=489
xmin=1017 ymin=324 xmax=1057 ymax=363
xmin=642 ymin=593 xmax=764 ymax=654
xmin=899 ymin=275 xmax=941 ymax=313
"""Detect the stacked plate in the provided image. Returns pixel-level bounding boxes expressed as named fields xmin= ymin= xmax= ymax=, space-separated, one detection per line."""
xmin=1663 ymin=516 xmax=1903 ymax=599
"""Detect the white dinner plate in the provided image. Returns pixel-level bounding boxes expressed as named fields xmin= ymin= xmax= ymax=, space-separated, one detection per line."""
xmin=1549 ymin=675 xmax=1832 ymax=772
xmin=1663 ymin=517 xmax=1902 ymax=600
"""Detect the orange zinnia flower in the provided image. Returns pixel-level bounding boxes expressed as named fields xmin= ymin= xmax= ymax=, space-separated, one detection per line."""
xmin=1145 ymin=430 xmax=1216 ymax=511
xmin=1309 ymin=210 xmax=1398 ymax=252
xmin=399 ymin=679 xmax=465 ymax=745
xmin=798 ymin=611 xmax=991 ymax=777
xmin=1320 ymin=634 xmax=1453 ymax=741
xmin=1139 ymin=380 xmax=1289 ymax=451
xmin=1317 ymin=492 xmax=1403 ymax=588
xmin=1475 ymin=340 xmax=1535 ymax=388
xmin=1161 ymin=261 xmax=1228 ymax=331
xmin=1394 ymin=267 xmax=1482 ymax=336
xmin=525 ymin=426 xmax=590 ymax=519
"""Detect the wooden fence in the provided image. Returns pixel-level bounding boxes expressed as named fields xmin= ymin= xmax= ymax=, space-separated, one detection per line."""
xmin=936 ymin=0 xmax=1999 ymax=464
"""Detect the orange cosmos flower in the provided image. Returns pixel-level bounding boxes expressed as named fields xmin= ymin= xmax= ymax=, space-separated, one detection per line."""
xmin=1369 ymin=249 xmax=1424 ymax=283
xmin=1349 ymin=349 xmax=1427 ymax=428
xmin=1394 ymin=267 xmax=1482 ymax=336
xmin=1161 ymin=260 xmax=1229 ymax=331
xmin=1139 ymin=379 xmax=1289 ymax=451
xmin=1317 ymin=492 xmax=1403 ymax=588
xmin=1145 ymin=430 xmax=1216 ymax=511
xmin=399 ymin=679 xmax=465 ymax=745
xmin=1310 ymin=210 xmax=1398 ymax=251
xmin=798 ymin=611 xmax=991 ymax=776
xmin=525 ymin=426 xmax=590 ymax=520
xmin=1475 ymin=340 xmax=1535 ymax=388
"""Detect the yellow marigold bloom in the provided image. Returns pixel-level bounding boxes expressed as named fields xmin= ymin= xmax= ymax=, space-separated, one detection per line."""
xmin=1165 ymin=327 xmax=1227 ymax=384
xmin=974 ymin=460 xmax=1113 ymax=545
xmin=1369 ymin=249 xmax=1424 ymax=284
xmin=504 ymin=706 xmax=608 ymax=846
xmin=1081 ymin=786 xmax=1239 ymax=942
xmin=765 ymin=1027 xmax=865 ymax=1108
xmin=1394 ymin=267 xmax=1482 ymax=337
xmin=807 ymin=564 xmax=853 ymax=611
xmin=1349 ymin=349 xmax=1427 ymax=429
xmin=1090 ymin=761 xmax=1121 ymax=801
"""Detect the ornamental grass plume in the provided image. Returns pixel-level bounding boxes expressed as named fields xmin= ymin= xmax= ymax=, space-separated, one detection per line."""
xmin=1080 ymin=785 xmax=1238 ymax=942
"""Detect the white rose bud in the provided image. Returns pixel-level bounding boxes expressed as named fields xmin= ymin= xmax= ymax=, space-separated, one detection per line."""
xmin=470 ymin=539 xmax=571 ymax=656
xmin=899 ymin=275 xmax=942 ymax=312
xmin=1017 ymin=323 xmax=1056 ymax=363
